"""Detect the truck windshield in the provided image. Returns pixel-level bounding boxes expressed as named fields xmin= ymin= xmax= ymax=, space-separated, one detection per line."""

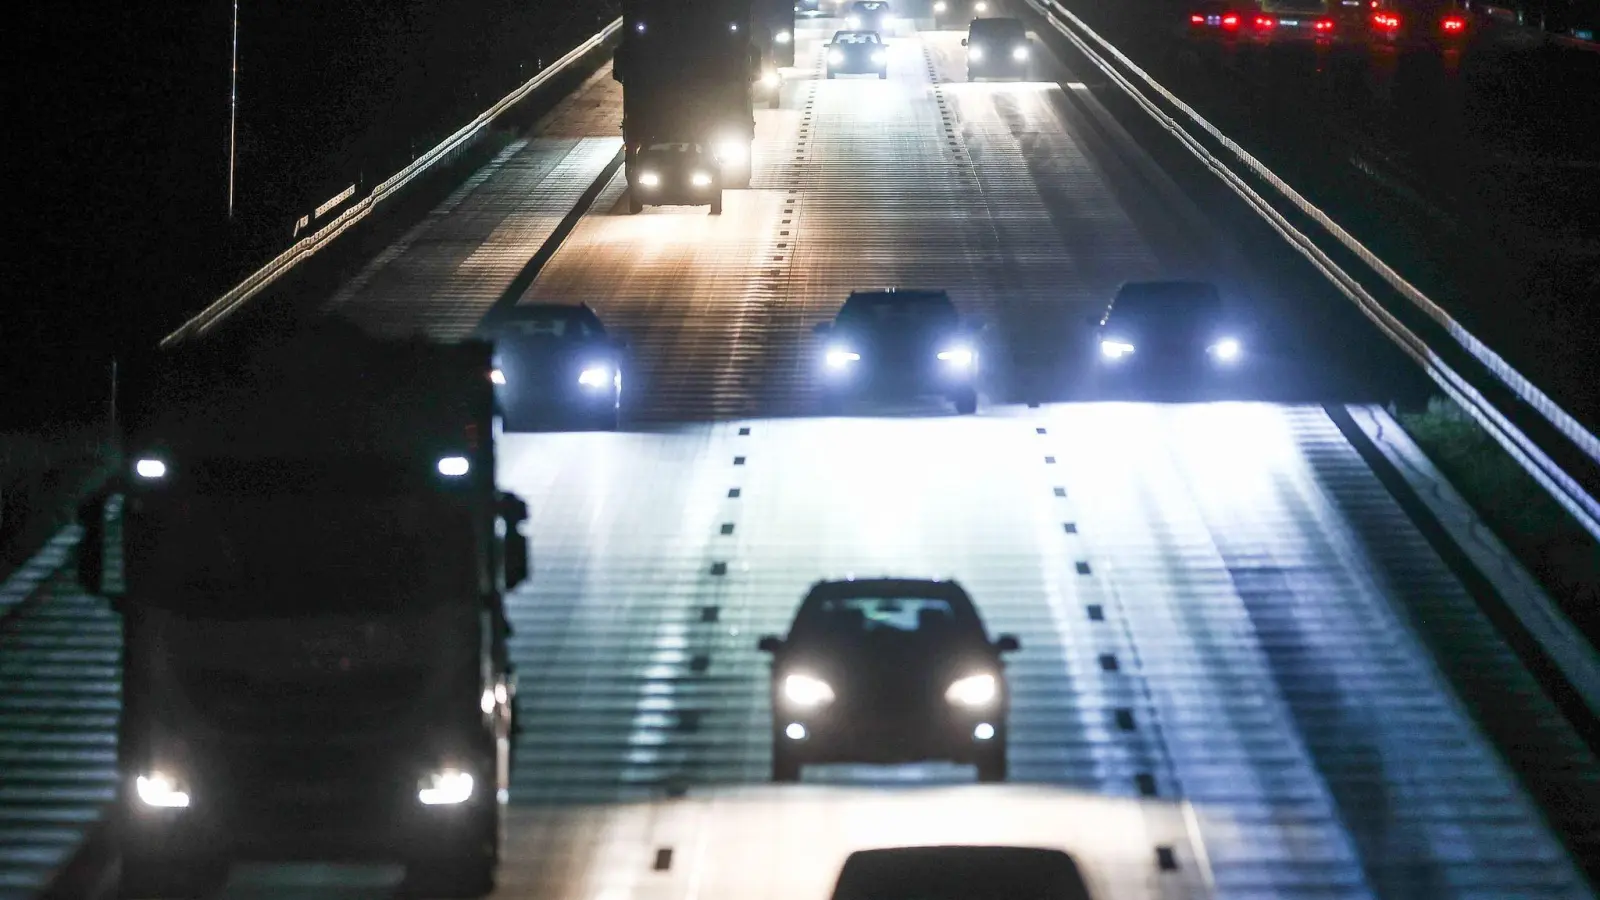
xmin=126 ymin=491 xmax=477 ymax=618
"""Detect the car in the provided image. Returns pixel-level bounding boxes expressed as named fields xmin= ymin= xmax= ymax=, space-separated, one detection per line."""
xmin=830 ymin=847 xmax=1093 ymax=900
xmin=754 ymin=61 xmax=784 ymax=106
xmin=826 ymin=30 xmax=890 ymax=78
xmin=1185 ymin=0 xmax=1245 ymax=37
xmin=796 ymin=0 xmax=823 ymax=14
xmin=812 ymin=288 xmax=981 ymax=414
xmin=1090 ymin=280 xmax=1246 ymax=381
xmin=487 ymin=303 xmax=624 ymax=431
xmin=1367 ymin=0 xmax=1471 ymax=47
xmin=757 ymin=579 xmax=1021 ymax=783
xmin=1243 ymin=0 xmax=1340 ymax=42
xmin=963 ymin=17 xmax=1030 ymax=80
xmin=933 ymin=0 xmax=992 ymax=29
xmin=844 ymin=0 xmax=896 ymax=33
xmin=628 ymin=141 xmax=724 ymax=215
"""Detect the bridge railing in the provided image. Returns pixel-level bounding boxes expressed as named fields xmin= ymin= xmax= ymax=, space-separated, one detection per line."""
xmin=1027 ymin=0 xmax=1600 ymax=545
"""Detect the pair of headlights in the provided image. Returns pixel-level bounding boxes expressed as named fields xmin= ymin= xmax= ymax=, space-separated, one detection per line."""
xmin=1099 ymin=338 xmax=1241 ymax=361
xmin=782 ymin=672 xmax=999 ymax=707
xmin=133 ymin=768 xmax=476 ymax=809
xmin=967 ymin=46 xmax=1029 ymax=61
xmin=637 ymin=171 xmax=714 ymax=188
xmin=828 ymin=50 xmax=888 ymax=65
xmin=491 ymin=365 xmax=618 ymax=389
xmin=824 ymin=346 xmax=976 ymax=369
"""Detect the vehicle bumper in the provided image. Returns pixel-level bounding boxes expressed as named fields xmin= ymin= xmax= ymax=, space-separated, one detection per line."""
xmin=827 ymin=64 xmax=888 ymax=75
xmin=498 ymin=387 xmax=618 ymax=428
xmin=633 ymin=184 xmax=720 ymax=206
xmin=819 ymin=367 xmax=975 ymax=400
xmin=967 ymin=60 xmax=1028 ymax=77
xmin=773 ymin=707 xmax=1004 ymax=764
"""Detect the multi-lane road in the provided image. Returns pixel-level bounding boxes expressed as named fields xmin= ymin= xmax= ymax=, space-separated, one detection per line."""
xmin=1 ymin=8 xmax=1596 ymax=900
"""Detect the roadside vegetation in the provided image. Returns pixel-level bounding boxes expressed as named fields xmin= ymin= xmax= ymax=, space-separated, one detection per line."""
xmin=0 ymin=427 xmax=117 ymax=585
xmin=1398 ymin=396 xmax=1600 ymax=639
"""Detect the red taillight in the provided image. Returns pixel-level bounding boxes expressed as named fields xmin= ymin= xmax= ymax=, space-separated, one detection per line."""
xmin=1314 ymin=17 xmax=1334 ymax=29
xmin=1372 ymin=12 xmax=1401 ymax=28
xmin=1191 ymin=13 xmax=1204 ymax=22
xmin=1254 ymin=14 xmax=1276 ymax=28
xmin=1222 ymin=12 xmax=1240 ymax=26
xmin=1442 ymin=14 xmax=1465 ymax=30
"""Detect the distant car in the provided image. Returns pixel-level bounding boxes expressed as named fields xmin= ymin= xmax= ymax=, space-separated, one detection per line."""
xmin=812 ymin=288 xmax=981 ymax=414
xmin=1186 ymin=0 xmax=1245 ymax=37
xmin=826 ymin=30 xmax=890 ymax=78
xmin=754 ymin=60 xmax=784 ymax=107
xmin=1367 ymin=0 xmax=1470 ymax=46
xmin=964 ymin=17 xmax=1030 ymax=80
xmin=845 ymin=0 xmax=896 ymax=33
xmin=628 ymin=141 xmax=723 ymax=215
xmin=831 ymin=847 xmax=1094 ymax=900
xmin=1090 ymin=280 xmax=1245 ymax=379
xmin=934 ymin=0 xmax=992 ymax=29
xmin=797 ymin=0 xmax=823 ymax=14
xmin=489 ymin=303 xmax=624 ymax=431
xmin=758 ymin=579 xmax=1021 ymax=783
xmin=1241 ymin=3 xmax=1339 ymax=42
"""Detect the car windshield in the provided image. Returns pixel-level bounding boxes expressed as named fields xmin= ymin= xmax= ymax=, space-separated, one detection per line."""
xmin=834 ymin=31 xmax=882 ymax=43
xmin=1110 ymin=285 xmax=1223 ymax=323
xmin=839 ymin=294 xmax=959 ymax=329
xmin=794 ymin=595 xmax=970 ymax=641
xmin=852 ymin=1 xmax=889 ymax=10
xmin=500 ymin=308 xmax=600 ymax=340
xmin=971 ymin=20 xmax=1026 ymax=40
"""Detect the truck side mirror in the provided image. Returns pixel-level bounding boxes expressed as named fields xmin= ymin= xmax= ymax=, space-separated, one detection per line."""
xmin=996 ymin=634 xmax=1021 ymax=653
xmin=961 ymin=37 xmax=969 ymax=45
xmin=757 ymin=635 xmax=783 ymax=653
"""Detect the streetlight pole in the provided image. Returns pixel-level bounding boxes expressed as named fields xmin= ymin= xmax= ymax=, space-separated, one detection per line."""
xmin=228 ymin=0 xmax=239 ymax=220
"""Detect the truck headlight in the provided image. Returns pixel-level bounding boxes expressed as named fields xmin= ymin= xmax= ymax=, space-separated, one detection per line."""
xmin=825 ymin=347 xmax=861 ymax=368
xmin=135 ymin=771 xmax=190 ymax=808
xmin=1099 ymin=339 xmax=1135 ymax=359
xmin=974 ymin=1 xmax=989 ymax=11
xmin=134 ymin=458 xmax=167 ymax=479
xmin=715 ymin=139 xmax=747 ymax=165
xmin=578 ymin=365 xmax=612 ymax=388
xmin=437 ymin=456 xmax=470 ymax=477
xmin=417 ymin=769 xmax=474 ymax=806
xmin=945 ymin=673 xmax=998 ymax=707
xmin=935 ymin=0 xmax=947 ymax=9
xmin=937 ymin=346 xmax=974 ymax=367
xmin=782 ymin=673 xmax=836 ymax=707
xmin=968 ymin=46 xmax=984 ymax=60
xmin=1012 ymin=45 xmax=1029 ymax=60
xmin=639 ymin=171 xmax=660 ymax=187
xmin=490 ymin=368 xmax=506 ymax=385
xmin=761 ymin=70 xmax=781 ymax=87
xmin=1209 ymin=338 xmax=1241 ymax=362
xmin=776 ymin=29 xmax=792 ymax=42
xmin=692 ymin=171 xmax=713 ymax=187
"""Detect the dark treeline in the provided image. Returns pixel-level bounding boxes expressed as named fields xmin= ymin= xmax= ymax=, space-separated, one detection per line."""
xmin=8 ymin=0 xmax=617 ymax=428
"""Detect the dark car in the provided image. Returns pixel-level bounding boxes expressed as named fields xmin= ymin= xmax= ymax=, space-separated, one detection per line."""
xmin=1185 ymin=0 xmax=1245 ymax=37
xmin=757 ymin=579 xmax=1021 ymax=783
xmin=627 ymin=141 xmax=724 ymax=215
xmin=964 ymin=18 xmax=1030 ymax=80
xmin=826 ymin=30 xmax=890 ymax=78
xmin=812 ymin=289 xmax=981 ymax=414
xmin=1090 ymin=280 xmax=1245 ymax=380
xmin=797 ymin=0 xmax=823 ymax=14
xmin=845 ymin=0 xmax=896 ymax=33
xmin=1367 ymin=0 xmax=1471 ymax=47
xmin=934 ymin=0 xmax=993 ymax=28
xmin=831 ymin=846 xmax=1093 ymax=900
xmin=488 ymin=303 xmax=624 ymax=431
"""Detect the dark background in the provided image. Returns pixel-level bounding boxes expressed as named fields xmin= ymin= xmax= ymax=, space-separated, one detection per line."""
xmin=8 ymin=0 xmax=617 ymax=429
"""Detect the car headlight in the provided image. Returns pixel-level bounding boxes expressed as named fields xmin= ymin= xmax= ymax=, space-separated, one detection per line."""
xmin=974 ymin=1 xmax=989 ymax=11
xmin=825 ymin=347 xmax=861 ymax=368
xmin=490 ymin=368 xmax=506 ymax=385
xmin=776 ymin=29 xmax=792 ymax=42
xmin=829 ymin=49 xmax=845 ymax=64
xmin=782 ymin=673 xmax=836 ymax=707
xmin=639 ymin=171 xmax=660 ymax=187
xmin=761 ymin=70 xmax=780 ymax=87
xmin=968 ymin=46 xmax=984 ymax=60
xmin=715 ymin=139 xmax=746 ymax=165
xmin=1099 ymin=339 xmax=1135 ymax=359
xmin=578 ymin=365 xmax=612 ymax=388
xmin=437 ymin=456 xmax=470 ymax=477
xmin=935 ymin=0 xmax=947 ymax=9
xmin=846 ymin=15 xmax=861 ymax=27
xmin=872 ymin=50 xmax=887 ymax=63
xmin=691 ymin=171 xmax=713 ymax=187
xmin=945 ymin=673 xmax=998 ymax=707
xmin=135 ymin=771 xmax=190 ymax=808
xmin=417 ymin=769 xmax=474 ymax=806
xmin=1209 ymin=338 xmax=1241 ymax=361
xmin=937 ymin=346 xmax=974 ymax=367
xmin=1012 ymin=45 xmax=1028 ymax=60
xmin=134 ymin=458 xmax=167 ymax=479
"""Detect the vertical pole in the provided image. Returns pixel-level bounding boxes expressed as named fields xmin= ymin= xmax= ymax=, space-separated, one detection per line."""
xmin=228 ymin=0 xmax=240 ymax=219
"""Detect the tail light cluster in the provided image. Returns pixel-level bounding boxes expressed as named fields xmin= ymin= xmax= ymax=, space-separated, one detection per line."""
xmin=1254 ymin=13 xmax=1276 ymax=28
xmin=1441 ymin=14 xmax=1466 ymax=31
xmin=1191 ymin=13 xmax=1204 ymax=22
xmin=1372 ymin=11 xmax=1401 ymax=29
xmin=1222 ymin=12 xmax=1240 ymax=27
xmin=1314 ymin=17 xmax=1335 ymax=30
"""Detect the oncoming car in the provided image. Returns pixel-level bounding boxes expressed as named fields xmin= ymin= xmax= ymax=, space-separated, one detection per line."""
xmin=844 ymin=0 xmax=896 ymax=33
xmin=627 ymin=142 xmax=723 ymax=215
xmin=1186 ymin=0 xmax=1245 ymax=38
xmin=964 ymin=17 xmax=1031 ymax=80
xmin=487 ymin=303 xmax=625 ymax=431
xmin=812 ymin=288 xmax=981 ymax=414
xmin=826 ymin=30 xmax=889 ymax=78
xmin=1090 ymin=280 xmax=1246 ymax=381
xmin=758 ymin=579 xmax=1021 ymax=783
xmin=934 ymin=0 xmax=992 ymax=29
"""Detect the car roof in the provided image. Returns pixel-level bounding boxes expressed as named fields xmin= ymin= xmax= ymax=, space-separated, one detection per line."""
xmin=850 ymin=0 xmax=889 ymax=8
xmin=832 ymin=30 xmax=883 ymax=41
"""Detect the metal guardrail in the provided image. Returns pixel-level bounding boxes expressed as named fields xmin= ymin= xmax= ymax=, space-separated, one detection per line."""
xmin=1029 ymin=0 xmax=1600 ymax=543
xmin=160 ymin=18 xmax=624 ymax=349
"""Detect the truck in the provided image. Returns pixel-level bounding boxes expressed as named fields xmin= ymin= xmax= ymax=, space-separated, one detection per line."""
xmin=614 ymin=0 xmax=759 ymax=189
xmin=77 ymin=318 xmax=529 ymax=899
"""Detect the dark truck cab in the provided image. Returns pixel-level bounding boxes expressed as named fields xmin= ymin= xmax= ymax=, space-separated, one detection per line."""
xmin=78 ymin=323 xmax=529 ymax=899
